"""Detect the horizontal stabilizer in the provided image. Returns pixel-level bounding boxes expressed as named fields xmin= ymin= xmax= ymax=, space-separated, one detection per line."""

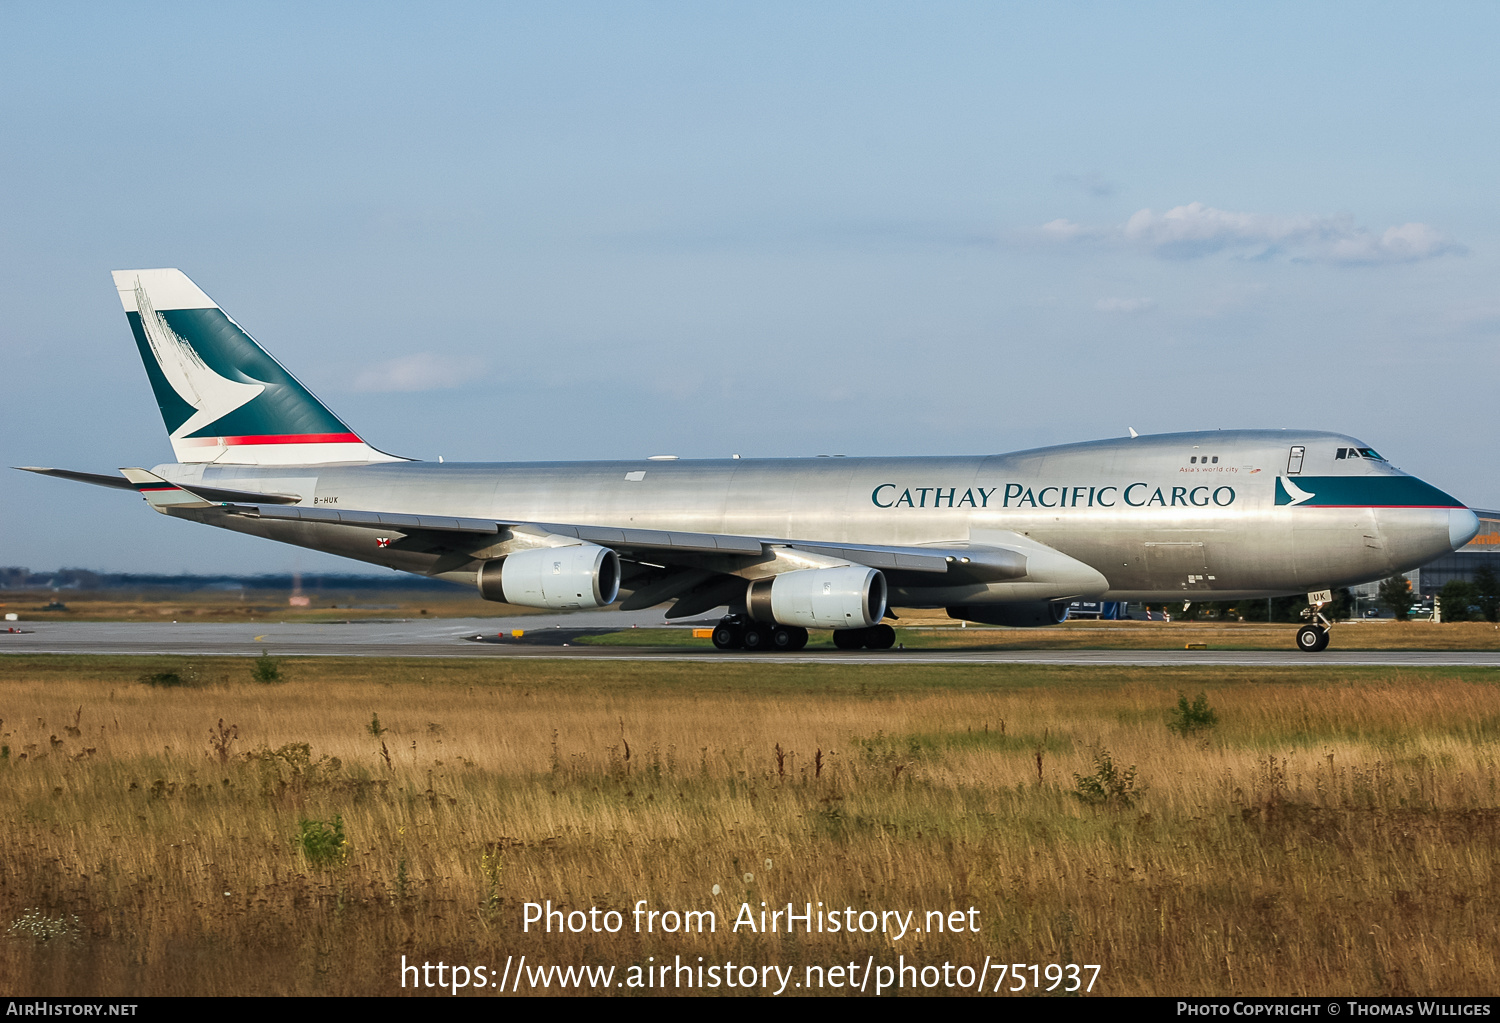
xmin=16 ymin=466 xmax=138 ymax=491
xmin=119 ymin=468 xmax=305 ymax=509
xmin=118 ymin=468 xmax=217 ymax=510
xmin=18 ymin=465 xmax=305 ymax=506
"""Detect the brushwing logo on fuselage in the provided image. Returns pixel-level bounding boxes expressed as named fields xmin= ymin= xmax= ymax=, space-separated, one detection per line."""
xmin=133 ymin=280 xmax=264 ymax=440
xmin=1276 ymin=476 xmax=1315 ymax=506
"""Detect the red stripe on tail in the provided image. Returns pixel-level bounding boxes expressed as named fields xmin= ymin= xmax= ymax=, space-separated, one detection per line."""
xmin=177 ymin=433 xmax=363 ymax=447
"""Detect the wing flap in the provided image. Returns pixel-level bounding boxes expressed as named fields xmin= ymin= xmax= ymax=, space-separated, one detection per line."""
xmin=531 ymin=521 xmax=764 ymax=555
xmin=788 ymin=542 xmax=951 ymax=573
xmin=235 ymin=504 xmax=503 ymax=534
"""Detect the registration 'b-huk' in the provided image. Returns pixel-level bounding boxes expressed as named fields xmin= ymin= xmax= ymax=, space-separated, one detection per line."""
xmin=23 ymin=269 xmax=1482 ymax=652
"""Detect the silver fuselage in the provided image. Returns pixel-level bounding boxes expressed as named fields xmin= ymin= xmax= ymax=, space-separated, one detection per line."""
xmin=152 ymin=429 xmax=1473 ymax=606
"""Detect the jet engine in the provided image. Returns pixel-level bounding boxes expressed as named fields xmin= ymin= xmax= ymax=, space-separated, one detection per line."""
xmin=946 ymin=601 xmax=1070 ymax=627
xmin=746 ymin=565 xmax=887 ymax=629
xmin=477 ymin=543 xmax=621 ymax=609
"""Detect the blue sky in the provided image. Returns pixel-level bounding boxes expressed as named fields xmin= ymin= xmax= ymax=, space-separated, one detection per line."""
xmin=2 ymin=3 xmax=1496 ymax=574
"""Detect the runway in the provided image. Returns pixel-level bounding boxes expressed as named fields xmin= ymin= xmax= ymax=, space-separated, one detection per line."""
xmin=3 ymin=614 xmax=1500 ymax=666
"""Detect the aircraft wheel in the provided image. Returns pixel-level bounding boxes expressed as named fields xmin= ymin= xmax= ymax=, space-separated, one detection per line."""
xmin=832 ymin=628 xmax=867 ymax=650
xmin=865 ymin=623 xmax=896 ymax=649
xmin=1296 ymin=624 xmax=1329 ymax=653
xmin=770 ymin=625 xmax=808 ymax=651
xmin=711 ymin=623 xmax=744 ymax=650
xmin=742 ymin=624 xmax=773 ymax=651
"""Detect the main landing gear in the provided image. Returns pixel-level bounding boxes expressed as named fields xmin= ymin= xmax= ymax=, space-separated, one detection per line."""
xmin=709 ymin=616 xmax=896 ymax=652
xmin=712 ymin=616 xmax=809 ymax=652
xmin=1295 ymin=595 xmax=1333 ymax=653
xmin=832 ymin=623 xmax=896 ymax=650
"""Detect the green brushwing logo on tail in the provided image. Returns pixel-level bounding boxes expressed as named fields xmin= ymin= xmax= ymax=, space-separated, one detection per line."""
xmin=115 ymin=269 xmax=403 ymax=465
xmin=126 ymin=282 xmax=354 ymax=441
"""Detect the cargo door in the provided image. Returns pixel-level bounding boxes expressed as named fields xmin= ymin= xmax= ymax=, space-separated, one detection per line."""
xmin=1144 ymin=541 xmax=1214 ymax=591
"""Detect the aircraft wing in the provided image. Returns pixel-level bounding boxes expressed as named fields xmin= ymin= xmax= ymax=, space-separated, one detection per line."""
xmin=223 ymin=501 xmax=1039 ymax=617
xmin=224 ymin=501 xmax=1005 ymax=575
xmin=21 ymin=466 xmax=1048 ymax=615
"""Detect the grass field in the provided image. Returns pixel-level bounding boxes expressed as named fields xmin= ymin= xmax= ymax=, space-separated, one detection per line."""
xmin=1 ymin=654 xmax=1497 ymax=996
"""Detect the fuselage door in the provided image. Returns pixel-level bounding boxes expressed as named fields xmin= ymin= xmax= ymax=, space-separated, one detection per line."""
xmin=1286 ymin=446 xmax=1305 ymax=475
xmin=1144 ymin=541 xmax=1213 ymax=591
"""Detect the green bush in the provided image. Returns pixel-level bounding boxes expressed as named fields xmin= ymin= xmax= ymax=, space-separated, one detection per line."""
xmin=252 ymin=651 xmax=283 ymax=684
xmin=1168 ymin=691 xmax=1218 ymax=736
xmin=1072 ymin=747 xmax=1137 ymax=807
xmin=140 ymin=660 xmax=202 ymax=687
xmin=295 ymin=815 xmax=346 ymax=866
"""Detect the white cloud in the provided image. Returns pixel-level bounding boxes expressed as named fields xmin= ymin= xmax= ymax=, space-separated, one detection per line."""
xmin=351 ymin=353 xmax=473 ymax=392
xmin=1044 ymin=201 xmax=1463 ymax=264
xmin=1038 ymin=218 xmax=1091 ymax=241
xmin=1095 ymin=297 xmax=1156 ymax=313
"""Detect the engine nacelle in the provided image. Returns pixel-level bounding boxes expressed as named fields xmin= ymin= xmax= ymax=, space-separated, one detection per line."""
xmin=746 ymin=565 xmax=887 ymax=629
xmin=947 ymin=601 xmax=1070 ymax=628
xmin=477 ymin=543 xmax=621 ymax=609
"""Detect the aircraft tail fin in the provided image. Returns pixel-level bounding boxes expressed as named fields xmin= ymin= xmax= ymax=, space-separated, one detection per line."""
xmin=112 ymin=269 xmax=405 ymax=466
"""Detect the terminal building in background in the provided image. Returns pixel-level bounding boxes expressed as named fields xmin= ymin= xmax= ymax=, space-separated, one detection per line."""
xmin=1412 ymin=508 xmax=1500 ymax=594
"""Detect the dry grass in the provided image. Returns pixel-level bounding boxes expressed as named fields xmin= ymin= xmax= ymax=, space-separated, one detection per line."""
xmin=1 ymin=655 xmax=1497 ymax=996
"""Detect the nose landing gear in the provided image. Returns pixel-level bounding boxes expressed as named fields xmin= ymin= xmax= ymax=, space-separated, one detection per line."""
xmin=1296 ymin=623 xmax=1330 ymax=652
xmin=1295 ymin=591 xmax=1333 ymax=652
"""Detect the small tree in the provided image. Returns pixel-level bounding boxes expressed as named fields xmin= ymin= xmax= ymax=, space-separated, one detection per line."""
xmin=252 ymin=650 xmax=283 ymax=683
xmin=1474 ymin=565 xmax=1500 ymax=624
xmin=1439 ymin=580 xmax=1478 ymax=623
xmin=1168 ymin=691 xmax=1218 ymax=736
xmin=1328 ymin=587 xmax=1355 ymax=621
xmin=1072 ymin=747 xmax=1137 ymax=808
xmin=1378 ymin=575 xmax=1413 ymax=621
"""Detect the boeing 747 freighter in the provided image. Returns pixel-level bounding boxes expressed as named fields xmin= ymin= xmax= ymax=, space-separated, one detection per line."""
xmin=20 ymin=269 xmax=1483 ymax=652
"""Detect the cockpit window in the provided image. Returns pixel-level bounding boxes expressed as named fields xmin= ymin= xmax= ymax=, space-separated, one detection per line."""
xmin=1357 ymin=448 xmax=1385 ymax=461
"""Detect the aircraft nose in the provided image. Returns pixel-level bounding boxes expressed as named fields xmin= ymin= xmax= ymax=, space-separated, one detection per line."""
xmin=1449 ymin=507 xmax=1481 ymax=550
